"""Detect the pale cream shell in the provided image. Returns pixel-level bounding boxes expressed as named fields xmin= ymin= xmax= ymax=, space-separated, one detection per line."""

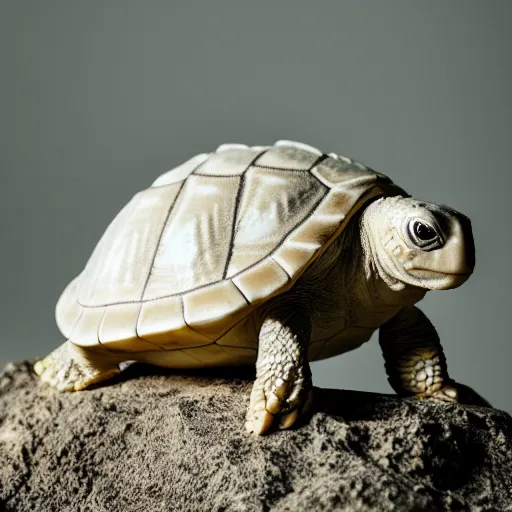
xmin=56 ymin=140 xmax=401 ymax=360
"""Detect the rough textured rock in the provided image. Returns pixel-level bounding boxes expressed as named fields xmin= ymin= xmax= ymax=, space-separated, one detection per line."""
xmin=0 ymin=362 xmax=511 ymax=512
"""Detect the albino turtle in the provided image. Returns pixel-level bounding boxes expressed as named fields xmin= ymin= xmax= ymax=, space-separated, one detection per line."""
xmin=34 ymin=140 xmax=475 ymax=435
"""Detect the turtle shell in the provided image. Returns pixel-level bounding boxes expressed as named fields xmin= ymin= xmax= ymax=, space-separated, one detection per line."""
xmin=56 ymin=140 xmax=403 ymax=356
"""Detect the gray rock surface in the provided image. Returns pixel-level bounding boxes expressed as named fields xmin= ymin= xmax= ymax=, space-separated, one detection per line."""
xmin=0 ymin=361 xmax=511 ymax=512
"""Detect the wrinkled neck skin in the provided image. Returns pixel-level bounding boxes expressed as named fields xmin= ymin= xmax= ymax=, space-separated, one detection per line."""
xmin=359 ymin=204 xmax=427 ymax=308
xmin=298 ymin=205 xmax=426 ymax=327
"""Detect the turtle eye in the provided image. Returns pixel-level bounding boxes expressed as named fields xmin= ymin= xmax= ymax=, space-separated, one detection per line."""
xmin=408 ymin=220 xmax=441 ymax=250
xmin=414 ymin=221 xmax=436 ymax=241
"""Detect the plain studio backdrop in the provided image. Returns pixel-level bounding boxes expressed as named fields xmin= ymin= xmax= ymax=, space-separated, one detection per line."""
xmin=1 ymin=1 xmax=511 ymax=413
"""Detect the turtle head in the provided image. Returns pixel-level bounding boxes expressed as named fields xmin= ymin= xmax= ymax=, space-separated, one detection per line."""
xmin=364 ymin=196 xmax=475 ymax=290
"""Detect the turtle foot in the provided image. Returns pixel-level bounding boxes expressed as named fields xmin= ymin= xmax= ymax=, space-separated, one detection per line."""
xmin=415 ymin=382 xmax=459 ymax=403
xmin=245 ymin=368 xmax=313 ymax=435
xmin=34 ymin=342 xmax=120 ymax=392
xmin=428 ymin=383 xmax=458 ymax=403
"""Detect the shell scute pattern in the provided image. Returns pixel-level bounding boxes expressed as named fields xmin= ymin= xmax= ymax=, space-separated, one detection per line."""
xmin=70 ymin=307 xmax=105 ymax=348
xmin=182 ymin=280 xmax=248 ymax=339
xmin=137 ymin=296 xmax=211 ymax=349
xmin=194 ymin=146 xmax=265 ymax=176
xmin=56 ymin=277 xmax=81 ymax=339
xmin=254 ymin=142 xmax=322 ymax=170
xmin=224 ymin=166 xmax=327 ymax=277
xmin=142 ymin=173 xmax=242 ymax=299
xmin=76 ymin=182 xmax=185 ymax=307
xmin=152 ymin=153 xmax=210 ymax=187
xmin=57 ymin=141 xmax=399 ymax=352
xmin=98 ymin=302 xmax=141 ymax=349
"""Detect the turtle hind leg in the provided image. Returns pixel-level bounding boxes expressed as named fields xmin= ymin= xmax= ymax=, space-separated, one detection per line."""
xmin=34 ymin=341 xmax=121 ymax=392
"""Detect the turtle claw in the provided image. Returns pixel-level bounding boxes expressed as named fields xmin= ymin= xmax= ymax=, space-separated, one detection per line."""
xmin=245 ymin=372 xmax=312 ymax=435
xmin=430 ymin=383 xmax=458 ymax=403
xmin=246 ymin=410 xmax=274 ymax=436
xmin=245 ymin=379 xmax=272 ymax=435
xmin=414 ymin=382 xmax=459 ymax=403
xmin=279 ymin=409 xmax=299 ymax=430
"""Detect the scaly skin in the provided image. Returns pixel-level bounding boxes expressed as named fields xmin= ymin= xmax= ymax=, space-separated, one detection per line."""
xmin=379 ymin=306 xmax=458 ymax=402
xmin=245 ymin=301 xmax=313 ymax=435
xmin=34 ymin=342 xmax=120 ymax=392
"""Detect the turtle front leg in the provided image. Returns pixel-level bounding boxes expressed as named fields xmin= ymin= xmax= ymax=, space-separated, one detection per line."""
xmin=379 ymin=306 xmax=458 ymax=402
xmin=245 ymin=299 xmax=313 ymax=435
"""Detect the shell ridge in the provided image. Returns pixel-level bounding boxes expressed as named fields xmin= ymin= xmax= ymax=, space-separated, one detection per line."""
xmin=222 ymin=149 xmax=271 ymax=279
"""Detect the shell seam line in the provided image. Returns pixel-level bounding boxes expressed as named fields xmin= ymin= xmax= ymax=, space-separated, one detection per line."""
xmin=90 ymin=307 xmax=166 ymax=351
xmin=162 ymin=342 xmax=214 ymax=352
xmin=217 ymin=344 xmax=257 ymax=351
xmin=192 ymin=172 xmax=246 ymax=178
xmin=95 ymin=308 xmax=108 ymax=350
xmin=251 ymin=153 xmax=329 ymax=173
xmin=66 ymin=308 xmax=84 ymax=342
xmin=189 ymin=155 xmax=210 ymax=175
xmin=74 ymin=191 xmax=329 ymax=309
xmin=310 ymin=154 xmax=329 ymax=169
xmin=270 ymin=255 xmax=292 ymax=280
xmin=181 ymin=346 xmax=209 ymax=365
xmin=133 ymin=179 xmax=189 ymax=348
xmin=138 ymin=179 xmax=187 ymax=303
xmin=212 ymin=308 xmax=256 ymax=345
xmin=180 ymin=296 xmax=216 ymax=342
xmin=133 ymin=297 xmax=168 ymax=350
xmin=222 ymin=149 xmax=269 ymax=279
xmin=231 ymin=280 xmax=250 ymax=305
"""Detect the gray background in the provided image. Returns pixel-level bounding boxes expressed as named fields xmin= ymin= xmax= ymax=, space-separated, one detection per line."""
xmin=1 ymin=1 xmax=511 ymax=413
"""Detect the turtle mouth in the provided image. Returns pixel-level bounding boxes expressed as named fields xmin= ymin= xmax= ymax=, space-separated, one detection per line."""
xmin=408 ymin=268 xmax=472 ymax=277
xmin=407 ymin=268 xmax=472 ymax=289
xmin=406 ymin=268 xmax=472 ymax=290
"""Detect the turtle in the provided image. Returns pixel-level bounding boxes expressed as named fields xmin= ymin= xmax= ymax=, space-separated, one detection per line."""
xmin=34 ymin=140 xmax=475 ymax=435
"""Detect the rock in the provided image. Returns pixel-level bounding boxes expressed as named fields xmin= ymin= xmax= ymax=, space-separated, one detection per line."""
xmin=0 ymin=362 xmax=511 ymax=512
